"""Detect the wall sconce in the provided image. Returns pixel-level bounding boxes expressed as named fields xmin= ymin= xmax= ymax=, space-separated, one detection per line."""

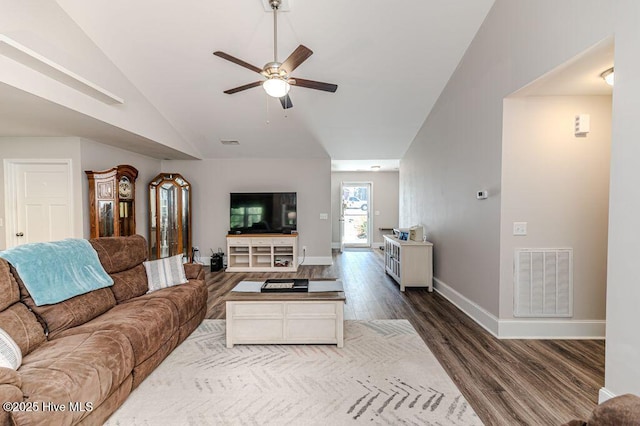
xmin=600 ymin=67 xmax=614 ymax=86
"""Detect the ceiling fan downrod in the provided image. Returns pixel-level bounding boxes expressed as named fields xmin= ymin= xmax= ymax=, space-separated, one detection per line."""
xmin=270 ymin=0 xmax=281 ymax=63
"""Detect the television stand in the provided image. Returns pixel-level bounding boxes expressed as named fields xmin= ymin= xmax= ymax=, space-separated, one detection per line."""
xmin=226 ymin=234 xmax=298 ymax=272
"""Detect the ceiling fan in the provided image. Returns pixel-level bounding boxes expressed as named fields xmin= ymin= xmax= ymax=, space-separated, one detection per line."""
xmin=213 ymin=0 xmax=337 ymax=109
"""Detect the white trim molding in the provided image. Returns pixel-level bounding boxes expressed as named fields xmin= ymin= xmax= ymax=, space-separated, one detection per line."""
xmin=433 ymin=277 xmax=500 ymax=336
xmin=433 ymin=277 xmax=606 ymax=339
xmin=0 ymin=34 xmax=124 ymax=104
xmin=298 ymin=256 xmax=333 ymax=266
xmin=599 ymin=387 xmax=616 ymax=404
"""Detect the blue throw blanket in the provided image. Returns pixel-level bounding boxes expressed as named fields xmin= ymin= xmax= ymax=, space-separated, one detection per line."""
xmin=0 ymin=239 xmax=113 ymax=306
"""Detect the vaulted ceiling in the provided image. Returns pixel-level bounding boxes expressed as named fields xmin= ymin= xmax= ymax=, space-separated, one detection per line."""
xmin=4 ymin=1 xmax=496 ymax=166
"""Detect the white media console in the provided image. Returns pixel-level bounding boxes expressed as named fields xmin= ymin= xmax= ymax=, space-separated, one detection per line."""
xmin=226 ymin=234 xmax=298 ymax=272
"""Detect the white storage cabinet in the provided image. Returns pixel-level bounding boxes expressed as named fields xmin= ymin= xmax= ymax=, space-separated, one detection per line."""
xmin=383 ymin=235 xmax=433 ymax=292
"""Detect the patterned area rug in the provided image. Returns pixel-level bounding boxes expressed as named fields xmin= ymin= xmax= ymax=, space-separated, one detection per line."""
xmin=107 ymin=320 xmax=482 ymax=425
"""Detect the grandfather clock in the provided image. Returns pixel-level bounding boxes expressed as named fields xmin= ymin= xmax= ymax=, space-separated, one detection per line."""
xmin=86 ymin=165 xmax=138 ymax=238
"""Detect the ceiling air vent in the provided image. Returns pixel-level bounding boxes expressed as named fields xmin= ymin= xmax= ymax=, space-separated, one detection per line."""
xmin=220 ymin=140 xmax=240 ymax=146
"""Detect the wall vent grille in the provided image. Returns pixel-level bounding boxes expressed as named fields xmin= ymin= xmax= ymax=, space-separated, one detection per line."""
xmin=514 ymin=248 xmax=573 ymax=318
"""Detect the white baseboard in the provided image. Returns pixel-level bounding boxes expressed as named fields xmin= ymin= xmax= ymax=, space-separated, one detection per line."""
xmin=298 ymin=256 xmax=333 ymax=266
xmin=433 ymin=277 xmax=500 ymax=337
xmin=433 ymin=277 xmax=606 ymax=339
xmin=498 ymin=319 xmax=606 ymax=339
xmin=331 ymin=242 xmax=384 ymax=249
xmin=599 ymin=387 xmax=616 ymax=403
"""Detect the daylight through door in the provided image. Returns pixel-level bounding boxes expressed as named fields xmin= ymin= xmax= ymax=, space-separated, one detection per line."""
xmin=341 ymin=182 xmax=371 ymax=247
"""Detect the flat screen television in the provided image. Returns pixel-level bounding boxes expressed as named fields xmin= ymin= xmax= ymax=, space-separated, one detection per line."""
xmin=229 ymin=192 xmax=297 ymax=234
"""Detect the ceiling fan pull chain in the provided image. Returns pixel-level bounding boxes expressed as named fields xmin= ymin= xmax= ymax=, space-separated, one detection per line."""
xmin=265 ymin=91 xmax=270 ymax=124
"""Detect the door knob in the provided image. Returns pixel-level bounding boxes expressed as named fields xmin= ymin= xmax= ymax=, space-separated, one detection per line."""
xmin=15 ymin=232 xmax=24 ymax=237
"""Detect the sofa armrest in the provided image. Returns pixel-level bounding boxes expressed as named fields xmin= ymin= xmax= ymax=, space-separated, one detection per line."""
xmin=0 ymin=368 xmax=21 ymax=389
xmin=0 ymin=368 xmax=23 ymax=426
xmin=184 ymin=263 xmax=204 ymax=281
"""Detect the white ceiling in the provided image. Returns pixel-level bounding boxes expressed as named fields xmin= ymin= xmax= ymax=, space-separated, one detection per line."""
xmin=46 ymin=0 xmax=495 ymax=165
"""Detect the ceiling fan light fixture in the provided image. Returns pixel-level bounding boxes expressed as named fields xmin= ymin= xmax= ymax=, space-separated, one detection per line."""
xmin=263 ymin=77 xmax=290 ymax=98
xmin=601 ymin=67 xmax=614 ymax=86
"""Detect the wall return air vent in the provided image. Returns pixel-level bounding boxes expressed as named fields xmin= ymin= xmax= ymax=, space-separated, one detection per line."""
xmin=514 ymin=248 xmax=573 ymax=318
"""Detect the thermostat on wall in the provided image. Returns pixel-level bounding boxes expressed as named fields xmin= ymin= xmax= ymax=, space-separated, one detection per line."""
xmin=476 ymin=190 xmax=488 ymax=200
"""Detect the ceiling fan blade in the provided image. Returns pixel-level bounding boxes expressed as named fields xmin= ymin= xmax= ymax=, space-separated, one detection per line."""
xmin=280 ymin=45 xmax=313 ymax=74
xmin=279 ymin=94 xmax=293 ymax=109
xmin=290 ymin=78 xmax=338 ymax=93
xmin=213 ymin=51 xmax=263 ymax=74
xmin=223 ymin=81 xmax=263 ymax=94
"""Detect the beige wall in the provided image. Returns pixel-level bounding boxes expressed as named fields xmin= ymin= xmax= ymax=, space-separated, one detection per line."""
xmin=0 ymin=137 xmax=162 ymax=250
xmin=79 ymin=139 xmax=162 ymax=240
xmin=500 ymin=96 xmax=611 ymax=321
xmin=0 ymin=137 xmax=84 ymax=250
xmin=162 ymin=158 xmax=332 ymax=263
xmin=400 ymin=0 xmax=614 ymax=318
xmin=331 ymin=171 xmax=399 ymax=247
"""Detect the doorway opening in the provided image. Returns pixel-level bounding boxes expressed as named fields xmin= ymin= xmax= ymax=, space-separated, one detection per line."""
xmin=340 ymin=182 xmax=371 ymax=248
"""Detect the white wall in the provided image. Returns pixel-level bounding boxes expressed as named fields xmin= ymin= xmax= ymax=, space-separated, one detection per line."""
xmin=162 ymin=158 xmax=332 ymax=264
xmin=603 ymin=0 xmax=640 ymax=401
xmin=500 ymin=96 xmax=611 ymax=321
xmin=0 ymin=137 xmax=161 ymax=249
xmin=400 ymin=0 xmax=640 ymax=397
xmin=0 ymin=0 xmax=199 ymax=158
xmin=79 ymin=139 xmax=162 ymax=240
xmin=400 ymin=0 xmax=614 ymax=318
xmin=331 ymin=171 xmax=399 ymax=247
xmin=0 ymin=137 xmax=83 ymax=250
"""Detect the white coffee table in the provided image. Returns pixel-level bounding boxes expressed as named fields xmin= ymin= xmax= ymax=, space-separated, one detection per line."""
xmin=225 ymin=280 xmax=345 ymax=348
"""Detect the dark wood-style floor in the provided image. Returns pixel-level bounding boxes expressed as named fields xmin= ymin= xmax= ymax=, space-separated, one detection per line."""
xmin=204 ymin=248 xmax=605 ymax=426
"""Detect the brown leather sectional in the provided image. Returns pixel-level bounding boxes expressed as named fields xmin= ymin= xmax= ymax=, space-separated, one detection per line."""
xmin=0 ymin=235 xmax=208 ymax=425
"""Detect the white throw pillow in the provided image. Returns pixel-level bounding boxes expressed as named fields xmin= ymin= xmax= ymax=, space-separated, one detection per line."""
xmin=144 ymin=254 xmax=188 ymax=293
xmin=0 ymin=328 xmax=22 ymax=370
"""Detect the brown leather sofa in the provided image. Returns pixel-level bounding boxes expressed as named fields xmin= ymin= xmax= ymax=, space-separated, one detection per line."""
xmin=562 ymin=394 xmax=640 ymax=426
xmin=0 ymin=235 xmax=208 ymax=425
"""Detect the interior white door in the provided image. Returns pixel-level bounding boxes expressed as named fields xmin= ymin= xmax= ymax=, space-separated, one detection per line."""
xmin=5 ymin=160 xmax=74 ymax=248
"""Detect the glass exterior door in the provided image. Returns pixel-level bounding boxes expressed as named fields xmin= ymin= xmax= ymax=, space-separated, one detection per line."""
xmin=341 ymin=182 xmax=371 ymax=247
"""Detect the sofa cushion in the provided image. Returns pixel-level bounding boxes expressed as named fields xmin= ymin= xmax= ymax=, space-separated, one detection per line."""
xmin=0 ymin=303 xmax=45 ymax=356
xmin=90 ymin=235 xmax=147 ymax=274
xmin=0 ymin=376 xmax=22 ymax=426
xmin=55 ymin=297 xmax=180 ymax=365
xmin=19 ymin=286 xmax=116 ymax=339
xmin=183 ymin=262 xmax=205 ymax=281
xmin=0 ymin=259 xmax=20 ymax=311
xmin=15 ymin=330 xmax=134 ymax=426
xmin=144 ymin=254 xmax=188 ymax=293
xmin=110 ymin=264 xmax=149 ymax=303
xmin=0 ymin=239 xmax=114 ymax=307
xmin=127 ymin=280 xmax=208 ymax=325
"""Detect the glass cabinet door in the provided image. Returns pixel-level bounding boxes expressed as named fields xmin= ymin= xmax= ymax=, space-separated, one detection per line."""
xmin=149 ymin=173 xmax=191 ymax=260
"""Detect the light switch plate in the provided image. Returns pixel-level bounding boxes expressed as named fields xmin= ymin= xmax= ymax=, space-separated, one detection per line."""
xmin=319 ymin=213 xmax=328 ymax=220
xmin=513 ymin=222 xmax=527 ymax=236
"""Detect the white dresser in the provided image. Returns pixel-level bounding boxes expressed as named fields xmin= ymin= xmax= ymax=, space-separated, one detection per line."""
xmin=383 ymin=235 xmax=433 ymax=292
